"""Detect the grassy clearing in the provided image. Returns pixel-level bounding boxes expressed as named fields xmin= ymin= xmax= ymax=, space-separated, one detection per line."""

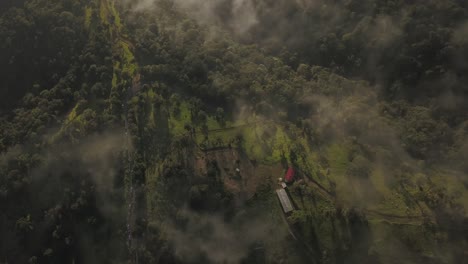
xmin=367 ymin=171 xmax=402 ymax=214
xmin=242 ymin=124 xmax=264 ymax=159
xmin=326 ymin=144 xmax=349 ymax=177
xmin=370 ymin=166 xmax=391 ymax=196
xmin=206 ymin=115 xmax=227 ymax=130
xmin=168 ymin=102 xmax=191 ymax=136
xmin=237 ymin=122 xmax=302 ymax=164
xmin=325 ymin=143 xmax=353 ymax=201
xmin=120 ymin=41 xmax=137 ymax=75
xmin=53 ymin=100 xmax=93 ymax=139
xmin=66 ymin=101 xmax=82 ymax=122
xmin=372 ymin=196 xmax=413 ymax=216
xmin=267 ymin=125 xmax=292 ymax=163
xmin=168 ymin=104 xmax=300 ymax=164
xmin=169 ymin=107 xmax=318 ymax=166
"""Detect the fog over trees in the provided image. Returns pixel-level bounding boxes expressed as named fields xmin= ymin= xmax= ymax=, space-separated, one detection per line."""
xmin=1 ymin=0 xmax=467 ymax=263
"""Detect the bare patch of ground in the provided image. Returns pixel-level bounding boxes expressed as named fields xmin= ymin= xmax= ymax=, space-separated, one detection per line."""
xmin=197 ymin=147 xmax=284 ymax=206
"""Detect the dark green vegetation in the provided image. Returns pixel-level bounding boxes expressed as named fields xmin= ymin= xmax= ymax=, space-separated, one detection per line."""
xmin=1 ymin=0 xmax=468 ymax=263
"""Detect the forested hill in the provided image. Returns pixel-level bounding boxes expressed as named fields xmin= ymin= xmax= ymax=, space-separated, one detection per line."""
xmin=1 ymin=0 xmax=467 ymax=263
xmin=237 ymin=0 xmax=468 ymax=101
xmin=171 ymin=0 xmax=468 ymax=118
xmin=0 ymin=0 xmax=26 ymax=12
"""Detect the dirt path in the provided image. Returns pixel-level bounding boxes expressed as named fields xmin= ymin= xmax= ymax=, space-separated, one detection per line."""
xmin=363 ymin=209 xmax=430 ymax=226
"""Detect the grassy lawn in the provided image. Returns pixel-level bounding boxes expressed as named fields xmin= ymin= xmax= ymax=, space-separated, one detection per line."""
xmin=168 ymin=101 xmax=191 ymax=136
xmin=120 ymin=41 xmax=137 ymax=75
xmin=326 ymin=143 xmax=349 ymax=177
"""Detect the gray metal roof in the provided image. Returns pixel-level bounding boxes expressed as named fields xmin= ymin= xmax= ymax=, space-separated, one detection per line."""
xmin=276 ymin=189 xmax=294 ymax=213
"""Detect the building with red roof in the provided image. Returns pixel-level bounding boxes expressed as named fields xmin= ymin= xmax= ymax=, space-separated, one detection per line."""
xmin=285 ymin=167 xmax=295 ymax=183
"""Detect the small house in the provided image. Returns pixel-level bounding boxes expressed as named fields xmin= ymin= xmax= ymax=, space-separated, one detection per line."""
xmin=285 ymin=167 xmax=295 ymax=183
xmin=276 ymin=189 xmax=294 ymax=214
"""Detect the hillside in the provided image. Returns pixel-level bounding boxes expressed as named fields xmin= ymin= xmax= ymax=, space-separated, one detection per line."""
xmin=0 ymin=0 xmax=467 ymax=263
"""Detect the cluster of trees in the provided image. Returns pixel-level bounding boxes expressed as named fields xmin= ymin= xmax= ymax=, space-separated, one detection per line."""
xmin=189 ymin=0 xmax=468 ymax=149
xmin=236 ymin=0 xmax=468 ymax=99
xmin=0 ymin=0 xmax=122 ymax=150
xmin=1 ymin=0 xmax=467 ymax=262
xmin=0 ymin=0 xmax=133 ymax=262
xmin=0 ymin=146 xmax=128 ymax=263
xmin=129 ymin=2 xmax=468 ymax=164
xmin=0 ymin=0 xmax=87 ymax=110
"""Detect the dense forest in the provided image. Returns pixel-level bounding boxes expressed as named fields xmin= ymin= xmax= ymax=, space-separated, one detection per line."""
xmin=1 ymin=0 xmax=467 ymax=263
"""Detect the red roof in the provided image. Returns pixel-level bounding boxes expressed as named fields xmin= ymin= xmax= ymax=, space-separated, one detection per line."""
xmin=285 ymin=167 xmax=295 ymax=182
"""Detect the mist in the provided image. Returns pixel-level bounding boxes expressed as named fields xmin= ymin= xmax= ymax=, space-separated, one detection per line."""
xmin=0 ymin=131 xmax=129 ymax=263
xmin=164 ymin=209 xmax=277 ymax=263
xmin=2 ymin=0 xmax=468 ymax=262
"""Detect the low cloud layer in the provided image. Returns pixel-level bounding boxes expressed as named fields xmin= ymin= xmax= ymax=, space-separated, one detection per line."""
xmin=165 ymin=209 xmax=279 ymax=263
